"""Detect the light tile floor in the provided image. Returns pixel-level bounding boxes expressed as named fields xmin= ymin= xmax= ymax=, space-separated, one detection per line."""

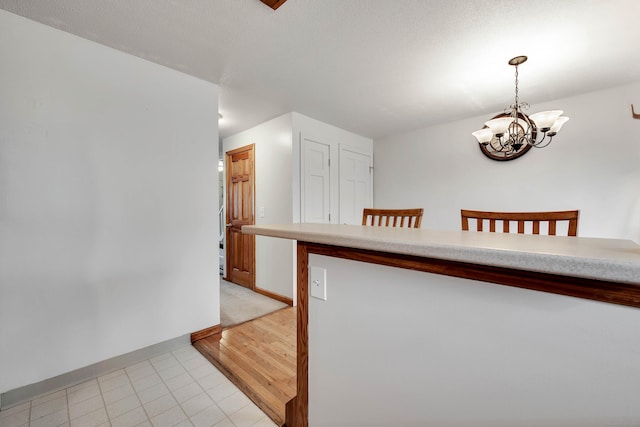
xmin=0 ymin=345 xmax=277 ymax=427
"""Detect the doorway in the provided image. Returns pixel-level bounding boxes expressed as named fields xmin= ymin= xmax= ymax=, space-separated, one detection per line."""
xmin=225 ymin=144 xmax=255 ymax=289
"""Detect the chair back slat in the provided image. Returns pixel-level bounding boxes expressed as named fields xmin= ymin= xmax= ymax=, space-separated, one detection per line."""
xmin=461 ymin=210 xmax=579 ymax=237
xmin=461 ymin=216 xmax=470 ymax=231
xmin=363 ymin=208 xmax=424 ymax=229
xmin=533 ymin=220 xmax=540 ymax=235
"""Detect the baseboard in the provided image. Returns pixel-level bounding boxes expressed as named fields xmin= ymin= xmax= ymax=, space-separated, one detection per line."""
xmin=255 ymin=287 xmax=293 ymax=306
xmin=190 ymin=324 xmax=222 ymax=343
xmin=0 ymin=334 xmax=190 ymax=410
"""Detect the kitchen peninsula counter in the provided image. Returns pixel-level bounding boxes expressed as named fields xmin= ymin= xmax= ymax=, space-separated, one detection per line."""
xmin=242 ymin=223 xmax=640 ymax=427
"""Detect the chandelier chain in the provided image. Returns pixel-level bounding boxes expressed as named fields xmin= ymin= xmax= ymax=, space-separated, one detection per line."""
xmin=514 ymin=64 xmax=519 ymax=109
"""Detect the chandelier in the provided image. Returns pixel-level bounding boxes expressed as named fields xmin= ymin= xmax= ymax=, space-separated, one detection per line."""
xmin=471 ymin=56 xmax=569 ymax=161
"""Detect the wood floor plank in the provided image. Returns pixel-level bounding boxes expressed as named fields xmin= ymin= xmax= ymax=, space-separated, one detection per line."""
xmin=219 ymin=327 xmax=295 ymax=391
xmin=193 ymin=306 xmax=296 ymax=427
xmin=220 ymin=328 xmax=295 ymax=375
xmin=217 ymin=344 xmax=294 ymax=401
xmin=220 ymin=342 xmax=294 ymax=384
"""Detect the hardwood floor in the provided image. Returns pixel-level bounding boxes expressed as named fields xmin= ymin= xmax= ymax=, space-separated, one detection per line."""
xmin=193 ymin=307 xmax=296 ymax=426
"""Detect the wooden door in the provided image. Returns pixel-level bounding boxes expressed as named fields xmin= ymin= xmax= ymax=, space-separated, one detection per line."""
xmin=301 ymin=138 xmax=331 ymax=223
xmin=225 ymin=144 xmax=255 ymax=289
xmin=339 ymin=145 xmax=372 ymax=224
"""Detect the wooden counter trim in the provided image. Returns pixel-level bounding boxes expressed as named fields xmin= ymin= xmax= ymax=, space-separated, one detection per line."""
xmin=286 ymin=240 xmax=640 ymax=426
xmin=304 ymin=242 xmax=640 ymax=308
xmin=286 ymin=243 xmax=309 ymax=427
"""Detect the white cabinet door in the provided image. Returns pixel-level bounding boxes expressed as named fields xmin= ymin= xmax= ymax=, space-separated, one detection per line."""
xmin=339 ymin=145 xmax=372 ymax=225
xmin=301 ymin=137 xmax=331 ymax=223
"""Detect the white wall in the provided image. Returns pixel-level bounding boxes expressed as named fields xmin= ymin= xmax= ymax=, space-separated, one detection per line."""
xmin=308 ymin=254 xmax=640 ymax=427
xmin=0 ymin=11 xmax=219 ymax=394
xmin=223 ymin=113 xmax=294 ymax=299
xmin=374 ymin=82 xmax=640 ymax=241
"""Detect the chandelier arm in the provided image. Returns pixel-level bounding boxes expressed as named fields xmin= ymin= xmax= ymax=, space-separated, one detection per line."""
xmin=509 ymin=133 xmax=520 ymax=150
xmin=490 ymin=137 xmax=506 ymax=152
xmin=497 ymin=134 xmax=512 ymax=151
xmin=531 ymin=134 xmax=554 ymax=148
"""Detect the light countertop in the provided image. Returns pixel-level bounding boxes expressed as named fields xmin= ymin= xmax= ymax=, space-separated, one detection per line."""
xmin=243 ymin=223 xmax=640 ymax=285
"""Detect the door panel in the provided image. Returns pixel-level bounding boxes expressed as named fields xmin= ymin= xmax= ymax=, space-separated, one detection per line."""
xmin=226 ymin=144 xmax=255 ymax=289
xmin=302 ymin=138 xmax=330 ymax=223
xmin=339 ymin=146 xmax=372 ymax=224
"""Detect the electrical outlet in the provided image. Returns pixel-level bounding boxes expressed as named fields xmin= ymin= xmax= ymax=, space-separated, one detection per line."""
xmin=310 ymin=266 xmax=327 ymax=300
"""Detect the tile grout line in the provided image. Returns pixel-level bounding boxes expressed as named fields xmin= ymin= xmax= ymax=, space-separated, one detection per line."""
xmin=182 ymin=345 xmax=275 ymax=427
xmin=167 ymin=348 xmax=214 ymax=424
xmin=121 ymin=367 xmax=147 ymax=427
xmin=99 ymin=380 xmax=112 ymax=427
xmin=175 ymin=345 xmax=259 ymax=426
xmin=95 ymin=376 xmax=109 ymax=427
xmin=111 ymin=361 xmax=155 ymax=425
xmin=111 ymin=364 xmax=149 ymax=426
xmin=172 ymin=347 xmax=228 ymax=423
xmin=146 ymin=352 xmax=188 ymax=423
xmin=98 ymin=370 xmax=136 ymax=427
xmin=169 ymin=350 xmax=197 ymax=424
xmin=65 ymin=389 xmax=70 ymax=427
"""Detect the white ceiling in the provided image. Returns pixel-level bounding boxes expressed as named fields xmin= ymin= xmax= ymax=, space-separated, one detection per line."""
xmin=1 ymin=0 xmax=639 ymax=139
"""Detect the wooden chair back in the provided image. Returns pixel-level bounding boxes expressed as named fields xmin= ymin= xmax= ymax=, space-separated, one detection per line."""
xmin=461 ymin=209 xmax=579 ymax=236
xmin=362 ymin=208 xmax=423 ymax=228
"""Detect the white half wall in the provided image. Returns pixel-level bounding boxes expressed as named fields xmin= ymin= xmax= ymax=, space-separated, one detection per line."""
xmin=374 ymin=82 xmax=640 ymax=241
xmin=223 ymin=113 xmax=294 ymax=300
xmin=0 ymin=11 xmax=219 ymax=394
xmin=308 ymin=254 xmax=640 ymax=427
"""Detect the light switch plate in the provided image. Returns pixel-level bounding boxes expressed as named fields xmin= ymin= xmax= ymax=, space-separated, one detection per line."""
xmin=310 ymin=266 xmax=327 ymax=300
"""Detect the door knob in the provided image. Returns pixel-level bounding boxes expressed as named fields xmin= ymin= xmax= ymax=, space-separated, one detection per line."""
xmin=226 ymin=223 xmax=232 ymax=227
